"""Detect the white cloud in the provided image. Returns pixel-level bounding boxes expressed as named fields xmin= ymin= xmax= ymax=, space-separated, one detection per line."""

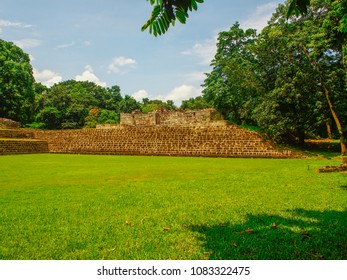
xmin=108 ymin=56 xmax=137 ymax=73
xmin=161 ymin=85 xmax=202 ymax=106
xmin=33 ymin=68 xmax=62 ymax=87
xmin=181 ymin=37 xmax=217 ymax=65
xmin=132 ymin=90 xmax=149 ymax=102
xmin=241 ymin=2 xmax=279 ymax=32
xmin=75 ymin=65 xmax=107 ymax=87
xmin=0 ymin=19 xmax=32 ymax=30
xmin=55 ymin=41 xmax=92 ymax=49
xmin=56 ymin=42 xmax=76 ymax=49
xmin=0 ymin=19 xmax=33 ymax=37
xmin=13 ymin=39 xmax=41 ymax=49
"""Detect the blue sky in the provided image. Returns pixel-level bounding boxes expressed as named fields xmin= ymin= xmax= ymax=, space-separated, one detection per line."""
xmin=0 ymin=0 xmax=284 ymax=105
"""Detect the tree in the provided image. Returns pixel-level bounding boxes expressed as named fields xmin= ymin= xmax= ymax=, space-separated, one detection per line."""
xmin=254 ymin=29 xmax=327 ymax=145
xmin=143 ymin=0 xmax=312 ymax=35
xmin=284 ymin=0 xmax=346 ymax=159
xmin=35 ymin=80 xmax=122 ymax=129
xmin=104 ymin=85 xmax=123 ymax=111
xmin=180 ymin=96 xmax=211 ymax=110
xmin=202 ymin=1 xmax=346 ymax=151
xmin=140 ymin=99 xmax=177 ymax=112
xmin=84 ymin=108 xmax=120 ymax=128
xmin=118 ymin=95 xmax=141 ymax=113
xmin=202 ymin=23 xmax=259 ymax=125
xmin=0 ymin=39 xmax=35 ymax=124
xmin=253 ymin=14 xmax=328 ymax=145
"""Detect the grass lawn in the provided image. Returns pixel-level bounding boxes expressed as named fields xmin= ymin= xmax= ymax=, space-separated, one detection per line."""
xmin=0 ymin=154 xmax=346 ymax=260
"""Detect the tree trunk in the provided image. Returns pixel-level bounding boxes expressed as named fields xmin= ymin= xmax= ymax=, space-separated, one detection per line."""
xmin=341 ymin=41 xmax=347 ymax=165
xmin=321 ymin=83 xmax=347 ymax=158
xmin=297 ymin=130 xmax=305 ymax=147
xmin=326 ymin=122 xmax=332 ymax=139
xmin=301 ymin=44 xmax=346 ymax=163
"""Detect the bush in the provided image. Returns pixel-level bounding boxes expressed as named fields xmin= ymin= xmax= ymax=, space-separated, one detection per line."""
xmin=25 ymin=122 xmax=46 ymax=129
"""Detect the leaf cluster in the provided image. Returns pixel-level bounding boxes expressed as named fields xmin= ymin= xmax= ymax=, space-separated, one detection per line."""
xmin=287 ymin=0 xmax=311 ymax=18
xmin=142 ymin=0 xmax=204 ymax=36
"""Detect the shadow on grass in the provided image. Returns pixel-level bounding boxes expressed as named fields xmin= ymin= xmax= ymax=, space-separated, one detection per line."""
xmin=189 ymin=209 xmax=347 ymax=260
xmin=341 ymin=186 xmax=347 ymax=191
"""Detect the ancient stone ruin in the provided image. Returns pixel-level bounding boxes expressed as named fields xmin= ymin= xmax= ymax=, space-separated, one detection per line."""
xmin=121 ymin=108 xmax=228 ymax=127
xmin=0 ymin=118 xmax=48 ymax=155
xmin=0 ymin=110 xmax=294 ymax=158
xmin=0 ymin=118 xmax=20 ymax=129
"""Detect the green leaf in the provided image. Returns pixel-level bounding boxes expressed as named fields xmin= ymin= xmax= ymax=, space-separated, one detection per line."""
xmin=158 ymin=17 xmax=166 ymax=35
xmin=175 ymin=7 xmax=189 ymax=24
xmin=143 ymin=0 xmax=204 ymax=36
xmin=191 ymin=0 xmax=198 ymax=11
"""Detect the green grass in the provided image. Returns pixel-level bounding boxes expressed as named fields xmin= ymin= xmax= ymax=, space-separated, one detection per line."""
xmin=0 ymin=154 xmax=346 ymax=260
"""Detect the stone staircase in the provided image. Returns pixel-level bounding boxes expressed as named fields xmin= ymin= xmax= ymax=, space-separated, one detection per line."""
xmin=33 ymin=125 xmax=293 ymax=158
xmin=0 ymin=129 xmax=49 ymax=155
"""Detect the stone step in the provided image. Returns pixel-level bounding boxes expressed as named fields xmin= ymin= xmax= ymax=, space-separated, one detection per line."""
xmin=0 ymin=139 xmax=49 ymax=155
xmin=0 ymin=129 xmax=35 ymax=139
xmin=29 ymin=126 xmax=293 ymax=158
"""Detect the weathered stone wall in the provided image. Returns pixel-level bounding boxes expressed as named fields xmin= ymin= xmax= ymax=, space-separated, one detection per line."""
xmin=0 ymin=118 xmax=20 ymax=129
xmin=32 ymin=125 xmax=293 ymax=158
xmin=0 ymin=129 xmax=34 ymax=139
xmin=120 ymin=109 xmax=227 ymax=127
xmin=0 ymin=115 xmax=294 ymax=158
xmin=0 ymin=139 xmax=49 ymax=155
xmin=0 ymin=128 xmax=48 ymax=155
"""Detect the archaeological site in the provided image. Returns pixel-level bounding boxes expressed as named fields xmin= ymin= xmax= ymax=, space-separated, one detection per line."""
xmin=0 ymin=109 xmax=293 ymax=158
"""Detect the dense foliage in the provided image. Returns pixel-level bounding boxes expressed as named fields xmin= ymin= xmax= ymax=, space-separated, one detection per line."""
xmin=32 ymin=81 xmax=143 ymax=129
xmin=202 ymin=0 xmax=346 ymax=152
xmin=0 ymin=39 xmax=35 ymax=124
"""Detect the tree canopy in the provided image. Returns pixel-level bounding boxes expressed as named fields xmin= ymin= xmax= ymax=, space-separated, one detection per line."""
xmin=202 ymin=0 xmax=346 ymax=155
xmin=33 ymin=80 xmax=128 ymax=129
xmin=0 ymin=39 xmax=35 ymax=124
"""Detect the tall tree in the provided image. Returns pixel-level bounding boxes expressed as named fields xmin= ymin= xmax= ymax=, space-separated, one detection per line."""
xmin=202 ymin=23 xmax=259 ymax=124
xmin=202 ymin=1 xmax=346 ymax=152
xmin=284 ymin=0 xmax=346 ymax=160
xmin=0 ymin=39 xmax=35 ymax=124
xmin=253 ymin=13 xmax=328 ymax=145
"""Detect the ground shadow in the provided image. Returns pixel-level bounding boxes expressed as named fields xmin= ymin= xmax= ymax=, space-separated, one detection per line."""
xmin=189 ymin=209 xmax=347 ymax=260
xmin=341 ymin=186 xmax=347 ymax=191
